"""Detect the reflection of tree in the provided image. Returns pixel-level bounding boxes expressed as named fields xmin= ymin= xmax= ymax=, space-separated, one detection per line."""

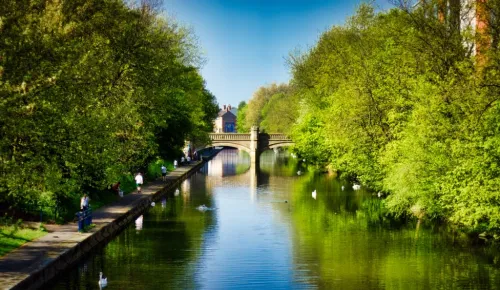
xmin=51 ymin=172 xmax=218 ymax=290
xmin=98 ymin=179 xmax=217 ymax=289
xmin=258 ymin=150 xmax=300 ymax=177
xmin=289 ymin=174 xmax=500 ymax=289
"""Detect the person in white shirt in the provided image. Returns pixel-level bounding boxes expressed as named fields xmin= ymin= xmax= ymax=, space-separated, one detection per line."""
xmin=80 ymin=194 xmax=89 ymax=211
xmin=174 ymin=160 xmax=178 ymax=169
xmin=135 ymin=173 xmax=143 ymax=194
xmin=186 ymin=156 xmax=191 ymax=163
xmin=161 ymin=165 xmax=167 ymax=181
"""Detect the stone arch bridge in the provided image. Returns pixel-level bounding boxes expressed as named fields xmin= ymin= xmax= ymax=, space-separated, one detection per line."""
xmin=207 ymin=127 xmax=294 ymax=164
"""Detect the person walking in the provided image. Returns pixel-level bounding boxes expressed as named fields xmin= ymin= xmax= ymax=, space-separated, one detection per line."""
xmin=80 ymin=194 xmax=89 ymax=211
xmin=174 ymin=159 xmax=178 ymax=169
xmin=135 ymin=172 xmax=143 ymax=194
xmin=161 ymin=165 xmax=167 ymax=181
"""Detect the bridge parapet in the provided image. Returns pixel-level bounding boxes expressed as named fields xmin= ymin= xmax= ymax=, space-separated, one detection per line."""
xmin=266 ymin=134 xmax=291 ymax=140
xmin=209 ymin=133 xmax=251 ymax=141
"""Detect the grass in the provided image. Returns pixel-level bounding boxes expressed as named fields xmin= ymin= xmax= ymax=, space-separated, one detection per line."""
xmin=0 ymin=225 xmax=47 ymax=256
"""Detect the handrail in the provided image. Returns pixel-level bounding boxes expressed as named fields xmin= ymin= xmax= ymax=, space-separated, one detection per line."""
xmin=209 ymin=133 xmax=251 ymax=140
xmin=209 ymin=133 xmax=291 ymax=141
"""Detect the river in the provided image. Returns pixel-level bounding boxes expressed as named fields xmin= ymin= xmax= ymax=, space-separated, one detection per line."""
xmin=48 ymin=149 xmax=500 ymax=289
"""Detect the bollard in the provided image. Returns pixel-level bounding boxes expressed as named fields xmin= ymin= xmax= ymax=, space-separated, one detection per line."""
xmin=76 ymin=211 xmax=84 ymax=232
xmin=86 ymin=208 xmax=92 ymax=226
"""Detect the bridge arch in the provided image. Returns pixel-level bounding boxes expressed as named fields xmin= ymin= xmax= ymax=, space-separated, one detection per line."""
xmin=204 ymin=142 xmax=251 ymax=154
xmin=260 ymin=142 xmax=294 ymax=152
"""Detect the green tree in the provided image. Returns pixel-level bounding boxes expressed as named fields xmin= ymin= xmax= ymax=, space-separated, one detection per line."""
xmin=0 ymin=0 xmax=218 ymax=218
xmin=236 ymin=101 xmax=249 ymax=133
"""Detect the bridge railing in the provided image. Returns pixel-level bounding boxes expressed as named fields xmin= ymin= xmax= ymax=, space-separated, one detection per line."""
xmin=267 ymin=134 xmax=291 ymax=140
xmin=209 ymin=133 xmax=251 ymax=140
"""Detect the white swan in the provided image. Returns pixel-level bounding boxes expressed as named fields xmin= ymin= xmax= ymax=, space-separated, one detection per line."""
xmin=135 ymin=215 xmax=143 ymax=231
xmin=352 ymin=184 xmax=361 ymax=190
xmin=98 ymin=272 xmax=107 ymax=288
xmin=312 ymin=190 xmax=317 ymax=200
xmin=197 ymin=204 xmax=209 ymax=212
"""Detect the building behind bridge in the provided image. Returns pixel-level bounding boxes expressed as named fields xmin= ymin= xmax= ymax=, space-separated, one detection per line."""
xmin=214 ymin=104 xmax=237 ymax=133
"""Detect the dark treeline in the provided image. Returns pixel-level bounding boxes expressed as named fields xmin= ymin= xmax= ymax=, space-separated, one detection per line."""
xmin=0 ymin=0 xmax=218 ymax=219
xmin=240 ymin=1 xmax=500 ymax=238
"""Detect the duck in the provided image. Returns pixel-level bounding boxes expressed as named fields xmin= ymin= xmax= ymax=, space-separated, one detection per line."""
xmin=98 ymin=272 xmax=107 ymax=288
xmin=312 ymin=189 xmax=317 ymax=200
xmin=352 ymin=184 xmax=361 ymax=190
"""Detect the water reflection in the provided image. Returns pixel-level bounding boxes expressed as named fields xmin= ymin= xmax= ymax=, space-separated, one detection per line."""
xmin=48 ymin=149 xmax=500 ymax=290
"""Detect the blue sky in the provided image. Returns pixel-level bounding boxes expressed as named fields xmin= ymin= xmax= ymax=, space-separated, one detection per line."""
xmin=163 ymin=0 xmax=393 ymax=107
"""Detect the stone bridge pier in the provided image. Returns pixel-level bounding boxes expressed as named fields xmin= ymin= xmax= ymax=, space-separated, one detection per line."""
xmin=206 ymin=126 xmax=294 ymax=164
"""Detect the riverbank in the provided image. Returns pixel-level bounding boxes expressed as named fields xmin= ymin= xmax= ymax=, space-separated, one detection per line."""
xmin=0 ymin=161 xmax=206 ymax=290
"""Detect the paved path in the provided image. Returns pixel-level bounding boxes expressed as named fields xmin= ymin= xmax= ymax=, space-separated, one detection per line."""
xmin=0 ymin=163 xmax=200 ymax=289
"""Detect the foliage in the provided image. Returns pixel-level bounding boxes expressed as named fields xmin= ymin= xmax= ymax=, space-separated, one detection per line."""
xmin=236 ymin=101 xmax=249 ymax=133
xmin=259 ymin=2 xmax=500 ymax=236
xmin=0 ymin=0 xmax=217 ymax=220
xmin=243 ymin=83 xmax=294 ymax=132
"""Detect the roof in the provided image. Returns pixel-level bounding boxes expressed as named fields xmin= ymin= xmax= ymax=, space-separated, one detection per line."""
xmin=218 ymin=108 xmax=237 ymax=117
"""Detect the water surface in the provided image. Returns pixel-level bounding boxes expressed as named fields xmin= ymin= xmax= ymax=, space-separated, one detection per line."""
xmin=48 ymin=149 xmax=500 ymax=289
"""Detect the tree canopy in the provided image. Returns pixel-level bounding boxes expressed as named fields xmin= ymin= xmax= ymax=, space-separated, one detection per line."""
xmin=258 ymin=2 xmax=500 ymax=237
xmin=0 ymin=0 xmax=218 ymax=217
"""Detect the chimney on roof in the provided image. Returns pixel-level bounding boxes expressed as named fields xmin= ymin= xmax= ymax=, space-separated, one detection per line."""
xmin=228 ymin=105 xmax=232 ymax=111
xmin=223 ymin=104 xmax=226 ymax=110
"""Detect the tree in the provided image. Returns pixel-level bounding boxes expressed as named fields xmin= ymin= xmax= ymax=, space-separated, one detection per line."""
xmin=0 ymin=0 xmax=218 ymax=218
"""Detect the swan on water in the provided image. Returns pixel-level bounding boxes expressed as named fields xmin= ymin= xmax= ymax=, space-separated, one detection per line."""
xmin=197 ymin=204 xmax=209 ymax=212
xmin=312 ymin=190 xmax=317 ymax=200
xmin=135 ymin=215 xmax=143 ymax=231
xmin=352 ymin=184 xmax=361 ymax=190
xmin=99 ymin=272 xmax=107 ymax=288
